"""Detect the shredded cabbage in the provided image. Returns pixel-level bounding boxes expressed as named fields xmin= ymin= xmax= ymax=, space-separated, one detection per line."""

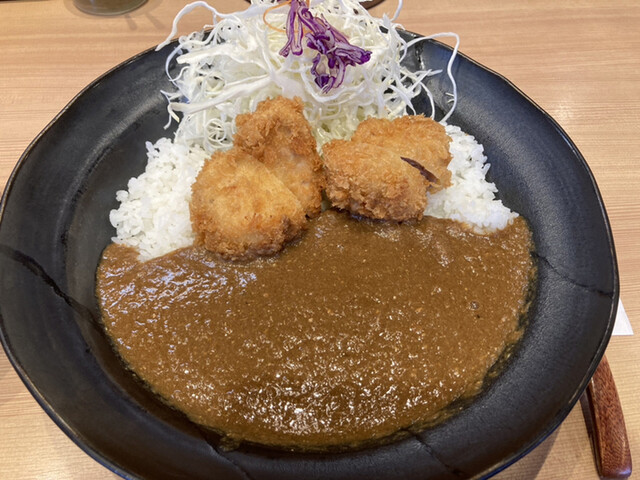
xmin=156 ymin=0 xmax=459 ymax=152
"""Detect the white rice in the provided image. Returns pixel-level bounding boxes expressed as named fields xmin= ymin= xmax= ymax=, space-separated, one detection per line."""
xmin=424 ymin=124 xmax=517 ymax=231
xmin=109 ymin=138 xmax=208 ymax=260
xmin=109 ymin=124 xmax=516 ymax=260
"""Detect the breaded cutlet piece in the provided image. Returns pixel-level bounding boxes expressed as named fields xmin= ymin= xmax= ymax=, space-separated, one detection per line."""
xmin=351 ymin=116 xmax=451 ymax=192
xmin=190 ymin=148 xmax=306 ymax=260
xmin=322 ymin=141 xmax=429 ymax=221
xmin=234 ymin=96 xmax=325 ymax=217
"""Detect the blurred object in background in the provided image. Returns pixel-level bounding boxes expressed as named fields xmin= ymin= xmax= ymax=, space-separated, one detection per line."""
xmin=74 ymin=0 xmax=147 ymax=15
xmin=360 ymin=0 xmax=386 ymax=7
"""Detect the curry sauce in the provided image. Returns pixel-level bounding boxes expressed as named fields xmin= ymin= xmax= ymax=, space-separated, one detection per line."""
xmin=97 ymin=211 xmax=535 ymax=449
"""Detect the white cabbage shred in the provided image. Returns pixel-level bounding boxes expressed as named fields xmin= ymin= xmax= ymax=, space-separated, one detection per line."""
xmin=156 ymin=0 xmax=460 ymax=150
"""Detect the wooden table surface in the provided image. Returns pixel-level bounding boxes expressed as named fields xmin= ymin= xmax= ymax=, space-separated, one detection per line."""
xmin=1 ymin=0 xmax=638 ymax=478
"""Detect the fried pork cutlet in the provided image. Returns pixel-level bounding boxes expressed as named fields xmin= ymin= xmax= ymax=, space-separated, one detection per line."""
xmin=322 ymin=141 xmax=429 ymax=221
xmin=235 ymin=96 xmax=325 ymax=217
xmin=322 ymin=116 xmax=451 ymax=221
xmin=190 ymin=148 xmax=306 ymax=260
xmin=351 ymin=116 xmax=452 ymax=192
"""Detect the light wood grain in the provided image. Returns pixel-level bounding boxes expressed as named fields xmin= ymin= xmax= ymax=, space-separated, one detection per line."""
xmin=1 ymin=0 xmax=638 ymax=478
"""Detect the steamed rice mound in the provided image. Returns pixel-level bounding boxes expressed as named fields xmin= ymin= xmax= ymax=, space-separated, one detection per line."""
xmin=424 ymin=125 xmax=517 ymax=231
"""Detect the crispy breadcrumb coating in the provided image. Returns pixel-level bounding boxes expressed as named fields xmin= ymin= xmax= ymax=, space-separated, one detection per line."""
xmin=190 ymin=148 xmax=306 ymax=260
xmin=351 ymin=116 xmax=451 ymax=192
xmin=235 ymin=96 xmax=325 ymax=217
xmin=190 ymin=98 xmax=450 ymax=258
xmin=322 ymin=141 xmax=429 ymax=221
xmin=322 ymin=116 xmax=451 ymax=221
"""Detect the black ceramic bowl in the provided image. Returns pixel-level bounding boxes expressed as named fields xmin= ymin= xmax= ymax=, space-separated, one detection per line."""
xmin=0 ymin=32 xmax=617 ymax=479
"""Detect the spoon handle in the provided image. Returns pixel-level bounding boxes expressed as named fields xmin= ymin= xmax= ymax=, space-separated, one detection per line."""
xmin=585 ymin=355 xmax=632 ymax=479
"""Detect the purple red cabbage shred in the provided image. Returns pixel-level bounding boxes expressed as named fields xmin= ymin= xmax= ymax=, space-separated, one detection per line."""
xmin=278 ymin=0 xmax=372 ymax=92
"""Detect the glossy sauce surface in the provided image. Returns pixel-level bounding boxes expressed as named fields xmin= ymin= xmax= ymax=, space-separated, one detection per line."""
xmin=97 ymin=211 xmax=535 ymax=449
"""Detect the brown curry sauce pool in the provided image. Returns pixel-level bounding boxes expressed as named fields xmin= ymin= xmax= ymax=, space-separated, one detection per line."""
xmin=97 ymin=210 xmax=535 ymax=450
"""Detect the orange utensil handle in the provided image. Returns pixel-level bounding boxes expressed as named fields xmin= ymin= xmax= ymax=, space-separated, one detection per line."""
xmin=586 ymin=355 xmax=632 ymax=479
